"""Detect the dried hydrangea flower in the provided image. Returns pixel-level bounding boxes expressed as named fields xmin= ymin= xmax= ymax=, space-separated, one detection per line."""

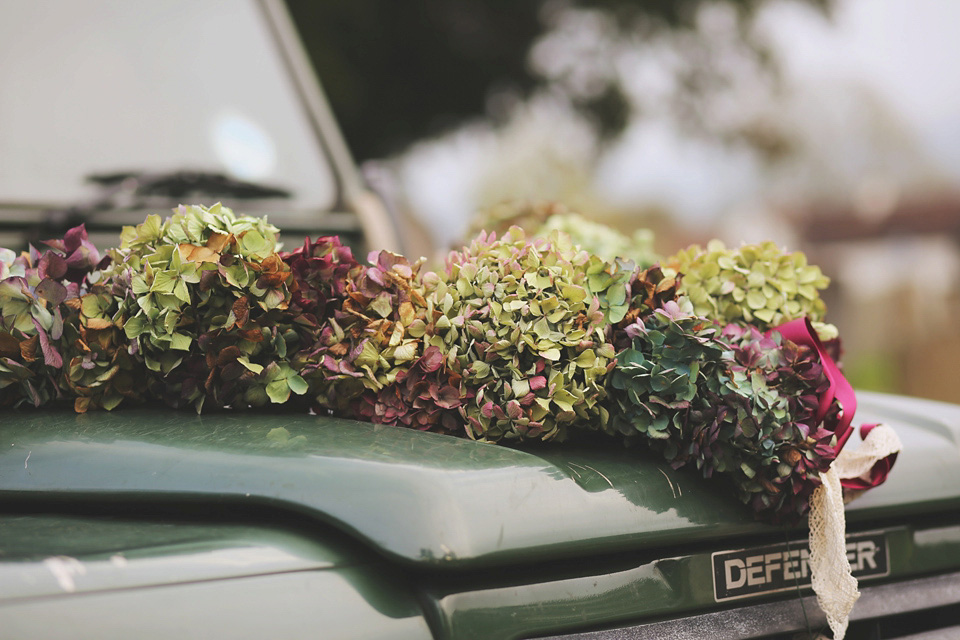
xmin=59 ymin=279 xmax=148 ymax=412
xmin=608 ymin=300 xmax=839 ymax=524
xmin=667 ymin=240 xmax=835 ymax=339
xmin=469 ymin=200 xmax=658 ymax=267
xmin=467 ymin=200 xmax=569 ymax=239
xmin=717 ymin=323 xmax=838 ymax=524
xmin=536 ymin=213 xmax=658 ymax=268
xmin=301 ymin=249 xmax=426 ymax=413
xmin=283 ymin=235 xmax=362 ymax=326
xmin=353 ymin=343 xmax=468 ymax=434
xmin=607 ymin=299 xmax=730 ymax=446
xmin=291 ymin=244 xmax=468 ymax=434
xmin=105 ymin=204 xmax=304 ymax=411
xmin=0 ymin=271 xmax=64 ymax=407
xmin=607 ymin=264 xmax=682 ymax=353
xmin=0 ymin=225 xmax=104 ymax=408
xmin=439 ymin=227 xmax=629 ymax=442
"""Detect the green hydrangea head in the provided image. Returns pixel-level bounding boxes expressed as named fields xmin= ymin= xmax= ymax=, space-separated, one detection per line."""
xmin=438 ymin=227 xmax=625 ymax=442
xmin=536 ymin=212 xmax=658 ymax=268
xmin=469 ymin=200 xmax=658 ymax=267
xmin=107 ymin=204 xmax=302 ymax=412
xmin=667 ymin=240 xmax=831 ymax=331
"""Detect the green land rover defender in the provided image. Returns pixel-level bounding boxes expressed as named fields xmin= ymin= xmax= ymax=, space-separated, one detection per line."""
xmin=3 ymin=2 xmax=960 ymax=640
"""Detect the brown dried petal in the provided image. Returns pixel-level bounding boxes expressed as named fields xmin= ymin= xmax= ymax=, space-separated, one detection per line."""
xmin=232 ymin=297 xmax=250 ymax=328
xmin=238 ymin=328 xmax=264 ymax=342
xmin=85 ymin=318 xmax=113 ymax=330
xmin=20 ymin=335 xmax=39 ymax=362
xmin=216 ymin=345 xmax=242 ymax=366
xmin=178 ymin=243 xmax=221 ymax=264
xmin=206 ymin=231 xmax=233 ymax=253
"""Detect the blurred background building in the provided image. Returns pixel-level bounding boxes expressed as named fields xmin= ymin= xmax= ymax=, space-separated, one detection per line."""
xmin=288 ymin=0 xmax=960 ymax=402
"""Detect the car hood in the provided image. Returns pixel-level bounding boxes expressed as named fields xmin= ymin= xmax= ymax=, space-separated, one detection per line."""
xmin=2 ymin=391 xmax=959 ymax=569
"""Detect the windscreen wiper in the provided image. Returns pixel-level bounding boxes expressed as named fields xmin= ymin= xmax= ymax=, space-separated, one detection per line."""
xmin=42 ymin=169 xmax=292 ymax=235
xmin=87 ymin=170 xmax=291 ymax=201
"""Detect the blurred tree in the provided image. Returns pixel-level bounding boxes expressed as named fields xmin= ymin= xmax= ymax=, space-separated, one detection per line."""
xmin=286 ymin=0 xmax=830 ymax=162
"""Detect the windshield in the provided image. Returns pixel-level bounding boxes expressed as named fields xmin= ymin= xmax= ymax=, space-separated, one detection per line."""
xmin=0 ymin=0 xmax=337 ymax=214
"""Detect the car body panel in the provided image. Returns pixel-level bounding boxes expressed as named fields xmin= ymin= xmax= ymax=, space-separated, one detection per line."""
xmin=2 ymin=392 xmax=959 ymax=575
xmin=0 ymin=513 xmax=432 ymax=639
xmin=4 ymin=515 xmax=960 ymax=640
xmin=0 ymin=567 xmax=432 ymax=640
xmin=0 ymin=515 xmax=352 ymax=599
xmin=422 ymin=522 xmax=960 ymax=639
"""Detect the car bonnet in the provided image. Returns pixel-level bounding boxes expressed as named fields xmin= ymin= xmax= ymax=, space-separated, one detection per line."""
xmin=1 ymin=391 xmax=958 ymax=569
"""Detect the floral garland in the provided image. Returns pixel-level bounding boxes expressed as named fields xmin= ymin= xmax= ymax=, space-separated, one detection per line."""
xmin=0 ymin=203 xmax=895 ymax=527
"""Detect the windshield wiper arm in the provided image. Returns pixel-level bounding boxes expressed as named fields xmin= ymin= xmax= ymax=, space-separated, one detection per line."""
xmin=87 ymin=170 xmax=292 ymax=200
xmin=40 ymin=169 xmax=293 ymax=234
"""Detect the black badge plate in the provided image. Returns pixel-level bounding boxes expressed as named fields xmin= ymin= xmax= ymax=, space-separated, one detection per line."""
xmin=712 ymin=531 xmax=889 ymax=602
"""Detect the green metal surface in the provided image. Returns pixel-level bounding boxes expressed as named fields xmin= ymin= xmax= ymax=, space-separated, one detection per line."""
xmin=0 ymin=513 xmax=432 ymax=639
xmin=0 ymin=566 xmax=432 ymax=640
xmin=2 ymin=392 xmax=960 ymax=571
xmin=422 ymin=522 xmax=960 ymax=640
xmin=846 ymin=392 xmax=960 ymax=518
xmin=0 ymin=514 xmax=355 ymax=600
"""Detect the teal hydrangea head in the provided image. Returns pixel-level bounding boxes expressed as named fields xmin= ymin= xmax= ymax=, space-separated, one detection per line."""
xmin=607 ymin=298 xmax=731 ymax=447
xmin=608 ymin=299 xmax=841 ymax=524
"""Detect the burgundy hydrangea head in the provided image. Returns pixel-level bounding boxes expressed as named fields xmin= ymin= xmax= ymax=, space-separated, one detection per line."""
xmin=41 ymin=224 xmax=102 ymax=285
xmin=718 ymin=322 xmax=840 ymax=525
xmin=282 ymin=235 xmax=361 ymax=324
xmin=293 ymin=247 xmax=457 ymax=432
xmin=0 ymin=224 xmax=107 ymax=409
xmin=352 ymin=346 xmax=470 ymax=436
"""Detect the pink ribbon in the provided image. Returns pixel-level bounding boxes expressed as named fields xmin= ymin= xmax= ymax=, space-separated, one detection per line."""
xmin=772 ymin=318 xmax=896 ymax=490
